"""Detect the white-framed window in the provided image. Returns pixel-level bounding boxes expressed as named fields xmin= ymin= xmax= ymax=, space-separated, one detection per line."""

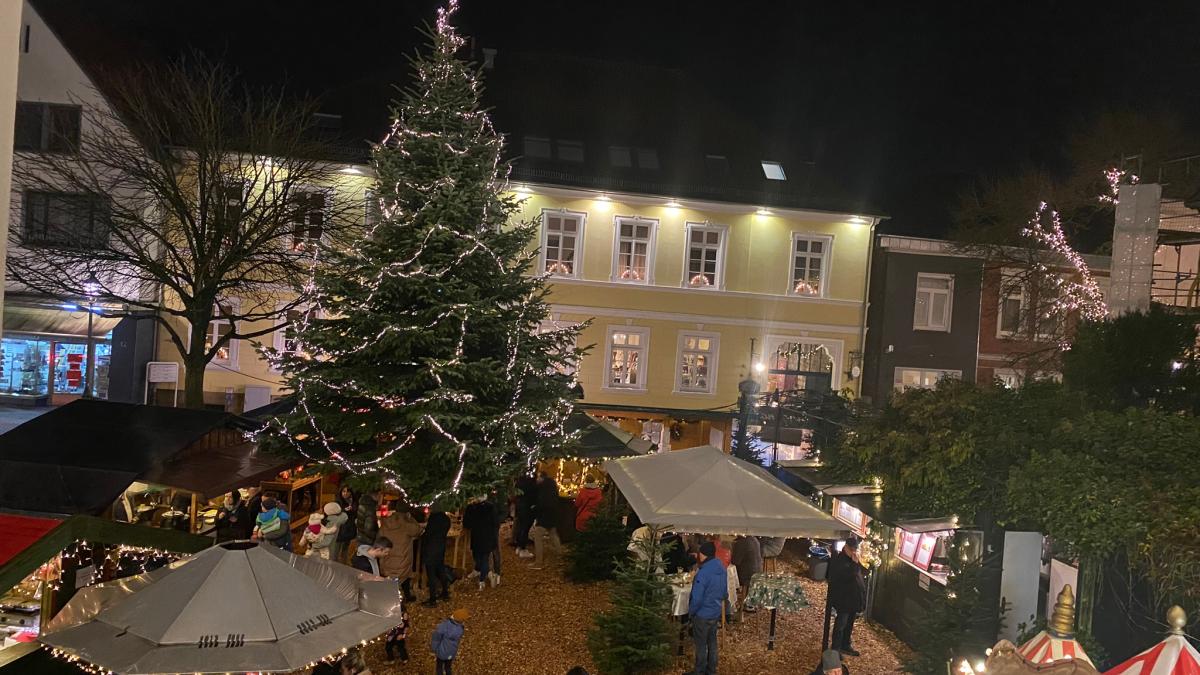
xmin=364 ymin=189 xmax=382 ymax=228
xmin=675 ymin=331 xmax=719 ymax=394
xmin=893 ymin=367 xmax=961 ymax=391
xmin=683 ymin=222 xmax=727 ymax=289
xmin=273 ymin=305 xmax=317 ymax=361
xmin=764 ymin=336 xmax=842 ymax=392
xmin=204 ymin=300 xmax=240 ymax=369
xmin=998 ymin=272 xmax=1059 ymax=339
xmin=761 ymin=161 xmax=787 ymax=180
xmin=290 ymin=189 xmax=326 ymax=251
xmin=541 ymin=209 xmax=586 ymax=277
xmin=604 ymin=326 xmax=649 ymax=390
xmin=538 ymin=320 xmax=579 ymax=377
xmin=790 ymin=233 xmax=832 ymax=297
xmin=993 ymin=368 xmax=1062 ymax=389
xmin=611 ymin=217 xmax=657 ymax=284
xmin=913 ymin=273 xmax=953 ymax=331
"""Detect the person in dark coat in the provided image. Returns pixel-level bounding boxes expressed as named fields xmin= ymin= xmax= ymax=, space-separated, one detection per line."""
xmin=355 ymin=489 xmax=381 ymax=546
xmin=828 ymin=539 xmax=867 ymax=657
xmin=422 ymin=509 xmax=453 ymax=606
xmin=529 ymin=472 xmax=562 ymax=569
xmin=462 ymin=495 xmax=500 ymax=590
xmin=514 ymin=473 xmax=537 ymax=558
xmin=731 ymin=535 xmax=763 ymax=608
xmin=662 ymin=531 xmax=695 ymax=574
xmin=214 ymin=490 xmax=250 ymax=543
xmin=332 ymin=486 xmax=358 ymax=563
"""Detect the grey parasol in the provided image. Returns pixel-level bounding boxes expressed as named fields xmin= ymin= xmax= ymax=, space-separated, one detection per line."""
xmin=41 ymin=541 xmax=402 ymax=674
xmin=604 ymin=445 xmax=851 ymax=538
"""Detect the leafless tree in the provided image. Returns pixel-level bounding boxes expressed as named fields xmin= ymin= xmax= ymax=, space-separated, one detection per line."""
xmin=9 ymin=56 xmax=365 ymax=407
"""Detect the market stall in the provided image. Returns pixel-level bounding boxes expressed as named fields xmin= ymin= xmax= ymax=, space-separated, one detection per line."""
xmin=40 ymin=540 xmax=403 ymax=674
xmin=603 ymin=445 xmax=849 ymax=538
xmin=0 ymin=400 xmax=299 ymax=536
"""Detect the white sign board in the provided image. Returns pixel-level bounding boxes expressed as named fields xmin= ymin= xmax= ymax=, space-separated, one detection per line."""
xmin=146 ymin=361 xmax=179 ymax=383
xmin=145 ymin=361 xmax=180 ymax=406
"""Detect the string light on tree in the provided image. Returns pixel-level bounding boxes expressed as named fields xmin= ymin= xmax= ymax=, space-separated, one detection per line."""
xmin=1020 ymin=201 xmax=1108 ymax=339
xmin=260 ymin=0 xmax=583 ymax=506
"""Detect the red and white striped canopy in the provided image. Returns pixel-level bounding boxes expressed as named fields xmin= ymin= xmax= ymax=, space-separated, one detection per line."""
xmin=1019 ymin=630 xmax=1094 ymax=666
xmin=1104 ymin=634 xmax=1200 ymax=675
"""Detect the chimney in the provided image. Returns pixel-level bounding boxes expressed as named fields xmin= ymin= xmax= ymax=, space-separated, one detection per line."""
xmin=482 ymin=48 xmax=497 ymax=70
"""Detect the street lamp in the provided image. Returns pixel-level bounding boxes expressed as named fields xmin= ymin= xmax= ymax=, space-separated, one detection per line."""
xmin=82 ymin=273 xmax=101 ymax=399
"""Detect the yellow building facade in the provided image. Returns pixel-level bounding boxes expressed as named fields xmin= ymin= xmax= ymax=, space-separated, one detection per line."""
xmin=517 ymin=184 xmax=878 ymax=451
xmin=163 ymin=177 xmax=877 ymax=448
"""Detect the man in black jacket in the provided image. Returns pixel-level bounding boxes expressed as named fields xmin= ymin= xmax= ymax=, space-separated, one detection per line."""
xmin=421 ymin=509 xmax=453 ymax=606
xmin=463 ymin=495 xmax=500 ymax=589
xmin=529 ymin=473 xmax=562 ymax=570
xmin=827 ymin=539 xmax=867 ymax=657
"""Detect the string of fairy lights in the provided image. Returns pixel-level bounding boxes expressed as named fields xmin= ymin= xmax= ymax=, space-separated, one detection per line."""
xmin=258 ymin=0 xmax=578 ymax=506
xmin=1019 ymin=197 xmax=1110 ymax=340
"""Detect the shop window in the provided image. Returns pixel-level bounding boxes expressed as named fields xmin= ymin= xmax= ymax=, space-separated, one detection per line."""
xmin=0 ymin=337 xmax=50 ymax=397
xmin=913 ymin=273 xmax=953 ymax=331
xmin=541 ymin=210 xmax=585 ymax=277
xmin=893 ymin=367 xmax=961 ymax=390
xmin=790 ymin=234 xmax=831 ymax=297
xmin=676 ymin=332 xmax=718 ymax=394
xmin=684 ymin=223 xmax=726 ymax=289
xmin=612 ymin=217 xmax=657 ymax=284
xmin=605 ymin=326 xmax=649 ymax=390
xmin=290 ymin=190 xmax=326 ymax=251
xmin=14 ymin=101 xmax=81 ymax=153
xmin=22 ymin=191 xmax=110 ymax=248
xmin=51 ymin=341 xmax=110 ymax=398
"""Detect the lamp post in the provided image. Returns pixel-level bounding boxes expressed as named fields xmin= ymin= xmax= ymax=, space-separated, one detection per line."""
xmin=82 ymin=273 xmax=100 ymax=399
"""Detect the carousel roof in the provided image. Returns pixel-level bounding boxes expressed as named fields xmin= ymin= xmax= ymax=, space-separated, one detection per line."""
xmin=1105 ymin=607 xmax=1200 ymax=675
xmin=1020 ymin=585 xmax=1094 ymax=666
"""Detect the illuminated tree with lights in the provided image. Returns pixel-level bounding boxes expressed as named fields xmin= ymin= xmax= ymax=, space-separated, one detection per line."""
xmin=264 ymin=1 xmax=581 ymax=505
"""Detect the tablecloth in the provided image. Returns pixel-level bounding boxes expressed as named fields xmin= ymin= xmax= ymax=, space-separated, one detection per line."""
xmin=743 ymin=572 xmax=808 ymax=612
xmin=668 ymin=564 xmax=740 ymax=616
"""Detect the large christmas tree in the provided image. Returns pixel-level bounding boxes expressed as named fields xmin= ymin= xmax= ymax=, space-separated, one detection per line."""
xmin=264 ymin=1 xmax=580 ymax=505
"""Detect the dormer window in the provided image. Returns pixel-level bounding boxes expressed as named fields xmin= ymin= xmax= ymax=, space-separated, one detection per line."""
xmin=761 ymin=161 xmax=787 ymax=181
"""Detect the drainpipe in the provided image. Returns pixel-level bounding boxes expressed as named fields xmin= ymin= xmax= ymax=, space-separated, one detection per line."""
xmin=856 ymin=218 xmax=880 ymax=398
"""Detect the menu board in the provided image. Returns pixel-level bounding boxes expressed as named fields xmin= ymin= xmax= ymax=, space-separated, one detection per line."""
xmin=898 ymin=529 xmax=920 ymax=563
xmin=914 ymin=533 xmax=937 ymax=570
xmin=834 ymin=499 xmax=869 ymax=537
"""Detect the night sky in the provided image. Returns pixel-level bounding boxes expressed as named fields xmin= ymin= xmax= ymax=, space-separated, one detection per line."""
xmin=49 ymin=0 xmax=1200 ymax=235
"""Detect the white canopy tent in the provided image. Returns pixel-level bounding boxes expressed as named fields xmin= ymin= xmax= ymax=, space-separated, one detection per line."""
xmin=603 ymin=445 xmax=850 ymax=538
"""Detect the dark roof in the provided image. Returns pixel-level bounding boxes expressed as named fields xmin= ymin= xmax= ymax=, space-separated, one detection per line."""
xmin=28 ymin=0 xmax=882 ymax=216
xmin=0 ymin=400 xmax=291 ymax=515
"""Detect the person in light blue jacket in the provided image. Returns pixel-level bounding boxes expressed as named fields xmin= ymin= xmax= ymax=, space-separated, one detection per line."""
xmin=686 ymin=541 xmax=728 ymax=675
xmin=430 ymin=608 xmax=468 ymax=675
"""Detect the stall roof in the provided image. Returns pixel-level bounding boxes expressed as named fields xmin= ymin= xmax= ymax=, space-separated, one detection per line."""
xmin=0 ymin=514 xmax=61 ymax=568
xmin=0 ymin=400 xmax=294 ymax=515
xmin=604 ymin=445 xmax=849 ymax=538
xmin=564 ymin=411 xmax=654 ymax=458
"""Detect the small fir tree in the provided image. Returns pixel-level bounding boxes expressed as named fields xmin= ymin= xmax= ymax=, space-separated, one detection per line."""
xmin=263 ymin=1 xmax=580 ymax=504
xmin=566 ymin=497 xmax=630 ymax=582
xmin=587 ymin=526 xmax=675 ymax=674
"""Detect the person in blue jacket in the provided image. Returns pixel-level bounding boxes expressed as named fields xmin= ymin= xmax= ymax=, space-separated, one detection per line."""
xmin=686 ymin=541 xmax=728 ymax=675
xmin=430 ymin=608 xmax=469 ymax=675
